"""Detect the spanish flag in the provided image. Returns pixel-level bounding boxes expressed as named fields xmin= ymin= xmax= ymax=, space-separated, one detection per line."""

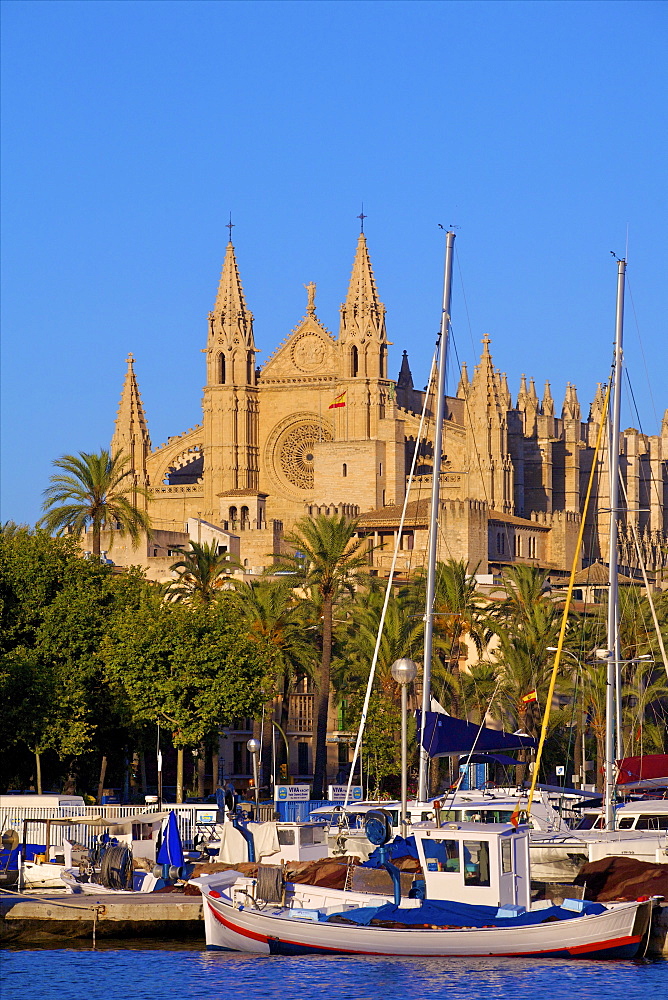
xmin=521 ymin=689 xmax=538 ymax=703
xmin=329 ymin=390 xmax=346 ymax=409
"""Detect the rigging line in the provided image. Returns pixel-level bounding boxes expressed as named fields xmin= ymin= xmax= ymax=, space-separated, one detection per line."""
xmin=625 ymin=275 xmax=661 ymax=436
xmin=454 ymin=244 xmax=478 ymax=367
xmin=619 ymin=473 xmax=668 ymax=680
xmin=625 ymin=368 xmax=665 ymax=515
xmin=526 ymin=379 xmax=612 ymax=817
xmin=344 ymin=347 xmax=439 ymax=808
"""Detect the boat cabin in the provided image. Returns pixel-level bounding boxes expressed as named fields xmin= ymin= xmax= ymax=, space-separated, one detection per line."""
xmin=412 ymin=822 xmax=531 ymax=910
xmin=574 ymin=799 xmax=668 ymax=832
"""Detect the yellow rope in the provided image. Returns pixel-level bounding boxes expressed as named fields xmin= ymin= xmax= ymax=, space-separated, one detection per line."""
xmin=526 ymin=379 xmax=612 ymax=816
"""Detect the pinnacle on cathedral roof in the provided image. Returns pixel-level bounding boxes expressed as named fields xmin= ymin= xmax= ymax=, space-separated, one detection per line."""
xmin=542 ymin=380 xmax=554 ymax=417
xmin=397 ymin=350 xmax=414 ymax=389
xmin=456 ymin=362 xmax=470 ymax=399
xmin=111 ymin=353 xmax=151 ymax=458
xmin=339 ymin=232 xmax=386 ymax=343
xmin=562 ymin=382 xmax=581 ymax=421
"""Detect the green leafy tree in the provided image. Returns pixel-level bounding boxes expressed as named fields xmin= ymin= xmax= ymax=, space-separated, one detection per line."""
xmin=102 ymin=595 xmax=268 ymax=801
xmin=167 ymin=540 xmax=236 ymax=603
xmin=40 ymin=449 xmax=151 ymax=557
xmin=273 ymin=514 xmax=369 ymax=798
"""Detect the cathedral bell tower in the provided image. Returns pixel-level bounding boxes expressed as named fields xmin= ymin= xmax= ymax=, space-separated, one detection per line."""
xmin=202 ymin=238 xmax=259 ymax=514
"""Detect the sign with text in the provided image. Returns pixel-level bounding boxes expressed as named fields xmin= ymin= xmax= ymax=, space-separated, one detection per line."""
xmin=274 ymin=784 xmax=311 ymax=801
xmin=328 ymin=785 xmax=363 ymax=802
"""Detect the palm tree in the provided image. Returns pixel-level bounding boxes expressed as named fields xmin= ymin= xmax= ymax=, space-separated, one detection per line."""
xmin=274 ymin=513 xmax=369 ymax=798
xmin=168 ymin=540 xmax=236 ymax=603
xmin=234 ymin=580 xmax=315 ymax=786
xmin=41 ymin=450 xmax=151 ymax=557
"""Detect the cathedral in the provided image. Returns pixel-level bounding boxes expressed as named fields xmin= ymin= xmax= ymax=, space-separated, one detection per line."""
xmin=99 ymin=228 xmax=667 ymax=791
xmin=106 ymin=228 xmax=667 ymax=586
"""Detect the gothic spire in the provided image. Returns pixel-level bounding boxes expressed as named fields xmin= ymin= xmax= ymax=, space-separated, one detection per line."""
xmin=210 ymin=241 xmax=254 ymax=349
xmin=339 ymin=232 xmax=386 ymax=345
xmin=499 ymin=372 xmax=511 ymax=410
xmin=456 ymin=362 xmax=470 ymax=399
xmin=542 ymin=380 xmax=554 ymax=418
xmin=397 ymin=350 xmax=414 ymax=390
xmin=562 ymin=382 xmax=581 ymax=421
xmin=111 ymin=354 xmax=151 ymax=477
xmin=517 ymin=373 xmax=529 ymax=410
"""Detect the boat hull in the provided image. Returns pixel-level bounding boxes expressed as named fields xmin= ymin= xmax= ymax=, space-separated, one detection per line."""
xmin=200 ymin=886 xmax=653 ymax=960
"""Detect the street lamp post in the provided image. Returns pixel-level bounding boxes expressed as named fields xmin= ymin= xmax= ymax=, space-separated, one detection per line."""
xmin=247 ymin=738 xmax=261 ymax=807
xmin=391 ymin=658 xmax=418 ymax=838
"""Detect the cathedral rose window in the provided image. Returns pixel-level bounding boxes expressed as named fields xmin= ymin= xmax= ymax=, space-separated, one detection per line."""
xmin=278 ymin=422 xmax=333 ymax=490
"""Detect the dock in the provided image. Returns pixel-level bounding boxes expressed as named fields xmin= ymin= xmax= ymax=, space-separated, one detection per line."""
xmin=0 ymin=891 xmax=203 ymax=945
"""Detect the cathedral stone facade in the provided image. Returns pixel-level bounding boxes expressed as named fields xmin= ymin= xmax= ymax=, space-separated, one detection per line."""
xmin=107 ymin=231 xmax=668 ymax=585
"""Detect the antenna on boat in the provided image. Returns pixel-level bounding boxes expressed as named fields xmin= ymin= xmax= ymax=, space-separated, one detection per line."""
xmin=418 ymin=229 xmax=456 ymax=802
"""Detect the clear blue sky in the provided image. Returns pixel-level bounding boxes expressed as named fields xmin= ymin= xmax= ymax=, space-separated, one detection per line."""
xmin=2 ymin=0 xmax=666 ymax=526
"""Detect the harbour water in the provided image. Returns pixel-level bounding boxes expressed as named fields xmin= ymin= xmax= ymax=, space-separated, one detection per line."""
xmin=2 ymin=945 xmax=667 ymax=1000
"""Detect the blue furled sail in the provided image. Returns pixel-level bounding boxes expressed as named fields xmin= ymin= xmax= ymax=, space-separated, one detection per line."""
xmin=416 ymin=711 xmax=537 ymax=758
xmin=156 ymin=811 xmax=185 ymax=867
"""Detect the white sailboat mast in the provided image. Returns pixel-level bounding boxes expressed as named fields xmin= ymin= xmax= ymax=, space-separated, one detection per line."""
xmin=604 ymin=257 xmax=626 ymax=831
xmin=418 ymin=230 xmax=456 ymax=802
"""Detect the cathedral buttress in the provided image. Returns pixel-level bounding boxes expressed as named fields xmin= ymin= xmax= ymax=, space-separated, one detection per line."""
xmin=111 ymin=354 xmax=151 ymax=509
xmin=203 ymin=240 xmax=259 ymax=514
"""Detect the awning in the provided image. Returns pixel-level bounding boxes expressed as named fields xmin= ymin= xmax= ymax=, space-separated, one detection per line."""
xmin=417 ymin=711 xmax=537 ymax=758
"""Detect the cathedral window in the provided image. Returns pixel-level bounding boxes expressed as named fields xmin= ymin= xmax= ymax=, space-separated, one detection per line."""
xmin=229 ymin=506 xmax=238 ymax=524
xmin=380 ymin=344 xmax=387 ymax=379
xmin=218 ymin=353 xmax=226 ymax=384
xmin=342 ymin=463 xmax=347 ymax=477
xmin=241 ymin=505 xmax=250 ymax=525
xmin=247 ymin=352 xmax=254 ymax=385
xmin=497 ymin=532 xmax=505 ymax=555
xmin=350 ymin=345 xmax=359 ymax=377
xmin=379 ymin=462 xmax=383 ymax=476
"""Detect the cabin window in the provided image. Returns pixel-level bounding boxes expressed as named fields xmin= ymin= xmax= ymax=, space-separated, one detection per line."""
xmin=636 ymin=815 xmax=668 ymax=830
xmin=463 ymin=841 xmax=490 ymax=886
xmin=501 ymin=838 xmax=512 ymax=874
xmin=218 ymin=353 xmax=226 ymax=384
xmin=342 ymin=463 xmax=347 ymax=477
xmin=278 ymin=829 xmax=296 ymax=845
xmin=618 ymin=817 xmax=635 ymax=829
xmin=423 ymin=838 xmax=460 ymax=873
xmin=350 ymin=345 xmax=359 ymax=377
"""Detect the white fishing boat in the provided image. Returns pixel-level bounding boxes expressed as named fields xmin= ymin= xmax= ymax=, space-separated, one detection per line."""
xmin=195 ymin=811 xmax=657 ymax=958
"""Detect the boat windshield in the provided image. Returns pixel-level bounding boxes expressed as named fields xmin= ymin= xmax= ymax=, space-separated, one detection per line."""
xmin=574 ymin=813 xmax=605 ymax=830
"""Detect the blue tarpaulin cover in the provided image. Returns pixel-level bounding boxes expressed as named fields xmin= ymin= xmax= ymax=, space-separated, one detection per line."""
xmin=328 ymin=899 xmax=606 ymax=928
xmin=417 ymin=711 xmax=537 ymax=758
xmin=156 ymin=811 xmax=184 ymax=867
xmin=361 ymin=835 xmax=419 ymax=867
